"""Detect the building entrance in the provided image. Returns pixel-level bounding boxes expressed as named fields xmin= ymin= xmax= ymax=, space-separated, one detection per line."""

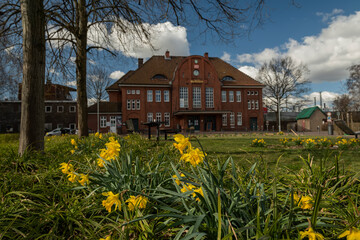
xmin=250 ymin=117 xmax=258 ymax=131
xmin=187 ymin=116 xmax=200 ymax=131
xmin=204 ymin=116 xmax=216 ymax=131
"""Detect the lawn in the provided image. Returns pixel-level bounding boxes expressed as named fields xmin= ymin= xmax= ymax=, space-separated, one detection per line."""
xmin=0 ymin=132 xmax=359 ymax=239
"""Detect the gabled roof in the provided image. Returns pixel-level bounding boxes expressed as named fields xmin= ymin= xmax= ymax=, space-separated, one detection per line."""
xmin=296 ymin=106 xmax=326 ymax=120
xmin=107 ymin=54 xmax=264 ymax=88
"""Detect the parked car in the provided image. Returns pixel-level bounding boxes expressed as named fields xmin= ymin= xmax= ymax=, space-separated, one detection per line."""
xmin=45 ymin=128 xmax=73 ymax=136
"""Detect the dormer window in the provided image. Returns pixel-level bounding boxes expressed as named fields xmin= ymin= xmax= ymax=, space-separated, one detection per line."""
xmin=222 ymin=76 xmax=234 ymax=81
xmin=152 ymin=74 xmax=167 ymax=80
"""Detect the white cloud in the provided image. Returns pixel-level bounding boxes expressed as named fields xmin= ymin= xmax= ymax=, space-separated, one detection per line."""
xmin=303 ymin=91 xmax=340 ymax=108
xmin=109 ymin=70 xmax=125 ymax=80
xmin=238 ymin=66 xmax=258 ymax=78
xmin=48 ymin=20 xmax=190 ymax=59
xmin=236 ymin=11 xmax=360 ymax=83
xmin=220 ymin=52 xmax=231 ymax=62
xmin=316 ymin=9 xmax=344 ymax=22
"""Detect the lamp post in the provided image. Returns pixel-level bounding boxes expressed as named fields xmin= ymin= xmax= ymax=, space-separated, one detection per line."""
xmin=97 ymin=98 xmax=99 ymax=133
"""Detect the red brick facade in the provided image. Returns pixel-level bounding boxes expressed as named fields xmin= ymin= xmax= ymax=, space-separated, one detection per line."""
xmin=101 ymin=52 xmax=264 ymax=133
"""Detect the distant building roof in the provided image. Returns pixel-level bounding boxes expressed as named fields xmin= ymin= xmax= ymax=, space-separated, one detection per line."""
xmin=296 ymin=106 xmax=325 ymax=120
xmin=88 ymin=102 xmax=121 ymax=113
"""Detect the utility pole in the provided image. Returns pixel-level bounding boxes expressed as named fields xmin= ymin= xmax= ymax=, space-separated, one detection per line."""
xmin=319 ymin=92 xmax=322 ymax=110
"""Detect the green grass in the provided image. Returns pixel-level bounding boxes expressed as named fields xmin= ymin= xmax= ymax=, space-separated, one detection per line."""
xmin=0 ymin=133 xmax=359 ymax=239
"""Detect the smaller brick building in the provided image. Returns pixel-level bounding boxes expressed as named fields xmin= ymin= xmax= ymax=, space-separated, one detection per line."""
xmin=0 ymin=81 xmax=77 ymax=133
xmin=296 ymin=106 xmax=326 ymax=132
xmin=88 ymin=102 xmax=122 ymax=133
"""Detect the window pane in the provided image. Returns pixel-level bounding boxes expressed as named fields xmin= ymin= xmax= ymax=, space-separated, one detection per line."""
xmin=230 ymin=112 xmax=235 ymax=127
xmin=193 ymin=87 xmax=201 ymax=108
xmin=222 ymin=114 xmax=227 ymax=126
xmin=179 ymin=87 xmax=188 ymax=108
xmin=221 ymin=91 xmax=226 ymax=102
xmin=164 ymin=112 xmax=170 ymax=126
xmin=155 ymin=90 xmax=161 ymax=102
xmin=147 ymin=113 xmax=153 ymax=122
xmin=205 ymin=88 xmax=214 ymax=108
xmin=236 ymin=91 xmax=241 ymax=102
xmin=164 ymin=90 xmax=170 ymax=102
xmin=237 ymin=112 xmax=242 ymax=126
xmin=147 ymin=90 xmax=153 ymax=102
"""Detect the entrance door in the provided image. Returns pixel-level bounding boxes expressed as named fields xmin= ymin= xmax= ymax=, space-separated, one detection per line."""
xmin=187 ymin=116 xmax=200 ymax=131
xmin=250 ymin=117 xmax=257 ymax=131
xmin=110 ymin=116 xmax=116 ymax=133
xmin=131 ymin=118 xmax=139 ymax=132
xmin=205 ymin=116 xmax=216 ymax=131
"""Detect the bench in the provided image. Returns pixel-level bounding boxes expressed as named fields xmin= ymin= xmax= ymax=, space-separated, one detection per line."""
xmin=160 ymin=129 xmax=181 ymax=140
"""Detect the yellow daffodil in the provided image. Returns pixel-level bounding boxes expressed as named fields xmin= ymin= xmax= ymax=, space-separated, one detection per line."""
xmin=59 ymin=162 xmax=74 ymax=174
xmin=100 ymin=235 xmax=111 ymax=240
xmin=78 ymin=174 xmax=89 ymax=186
xmin=173 ymin=134 xmax=191 ymax=154
xmin=180 ymin=184 xmax=195 ymax=193
xmin=126 ymin=195 xmax=148 ymax=211
xmin=180 ymin=184 xmax=203 ymax=202
xmin=294 ymin=193 xmax=313 ymax=210
xmin=338 ymin=227 xmax=360 ymax=240
xmin=70 ymin=149 xmax=75 ymax=154
xmin=193 ymin=187 xmax=204 ymax=202
xmin=95 ymin=132 xmax=103 ymax=139
xmin=180 ymin=146 xmax=206 ymax=167
xmin=71 ymin=138 xmax=76 ymax=146
xmin=75 ymin=145 xmax=78 ymax=150
xmin=67 ymin=172 xmax=77 ymax=183
xmin=172 ymin=173 xmax=185 ymax=185
xmin=300 ymin=227 xmax=324 ymax=240
xmin=102 ymin=191 xmax=121 ymax=213
xmin=97 ymin=158 xmax=105 ymax=168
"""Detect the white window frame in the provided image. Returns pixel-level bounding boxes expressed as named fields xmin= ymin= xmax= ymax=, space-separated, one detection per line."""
xmin=193 ymin=87 xmax=201 ymax=108
xmin=136 ymin=99 xmax=140 ymax=110
xmin=136 ymin=90 xmax=140 ymax=95
xmin=229 ymin=91 xmax=234 ymax=102
xmin=248 ymin=100 xmax=251 ymax=110
xmin=164 ymin=90 xmax=170 ymax=102
xmin=57 ymin=106 xmax=64 ymax=113
xmin=247 ymin=91 xmax=250 ymax=95
xmin=100 ymin=116 xmax=107 ymax=128
xmin=164 ymin=112 xmax=170 ymax=127
xmin=147 ymin=113 xmax=153 ymax=122
xmin=127 ymin=100 xmax=131 ymax=110
xmin=237 ymin=112 xmax=242 ymax=126
xmin=147 ymin=90 xmax=153 ymax=102
xmin=156 ymin=112 xmax=162 ymax=125
xmin=179 ymin=87 xmax=188 ymax=108
xmin=222 ymin=114 xmax=227 ymax=126
xmin=155 ymin=90 xmax=161 ymax=102
xmin=252 ymin=100 xmax=255 ymax=110
xmin=110 ymin=116 xmax=116 ymax=127
xmin=69 ymin=106 xmax=76 ymax=113
xmin=205 ymin=87 xmax=214 ymax=108
xmin=45 ymin=106 xmax=52 ymax=113
xmin=236 ymin=91 xmax=241 ymax=102
xmin=230 ymin=112 xmax=235 ymax=127
xmin=255 ymin=91 xmax=258 ymax=95
xmin=127 ymin=89 xmax=131 ymax=94
xmin=131 ymin=90 xmax=135 ymax=94
xmin=255 ymin=100 xmax=259 ymax=110
xmin=251 ymin=91 xmax=254 ymax=95
xmin=131 ymin=99 xmax=136 ymax=110
xmin=221 ymin=91 xmax=226 ymax=102
xmin=69 ymin=123 xmax=76 ymax=129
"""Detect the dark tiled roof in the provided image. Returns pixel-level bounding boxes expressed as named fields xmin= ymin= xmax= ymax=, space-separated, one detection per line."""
xmin=108 ymin=55 xmax=263 ymax=87
xmin=88 ymin=102 xmax=121 ymax=113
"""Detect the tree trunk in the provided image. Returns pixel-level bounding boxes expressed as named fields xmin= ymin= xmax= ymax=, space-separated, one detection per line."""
xmin=18 ymin=0 xmax=45 ymax=155
xmin=75 ymin=0 xmax=88 ymax=137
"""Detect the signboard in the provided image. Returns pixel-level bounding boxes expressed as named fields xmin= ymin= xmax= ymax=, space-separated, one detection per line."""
xmin=190 ymin=80 xmax=203 ymax=83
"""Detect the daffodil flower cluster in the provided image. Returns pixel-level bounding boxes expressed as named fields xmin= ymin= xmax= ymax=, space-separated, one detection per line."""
xmin=125 ymin=195 xmax=148 ymax=211
xmin=94 ymin=132 xmax=103 ymax=139
xmin=97 ymin=137 xmax=121 ymax=167
xmin=251 ymin=138 xmax=266 ymax=147
xmin=338 ymin=227 xmax=360 ymax=239
xmin=173 ymin=134 xmax=206 ymax=167
xmin=294 ymin=193 xmax=313 ymax=210
xmin=180 ymin=184 xmax=204 ymax=202
xmin=59 ymin=162 xmax=89 ymax=186
xmin=70 ymin=138 xmax=78 ymax=154
xmin=279 ymin=138 xmax=289 ymax=146
xmin=300 ymin=227 xmax=324 ymax=240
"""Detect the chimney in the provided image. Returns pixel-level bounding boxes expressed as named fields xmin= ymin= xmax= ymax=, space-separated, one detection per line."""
xmin=204 ymin=52 xmax=209 ymax=59
xmin=165 ymin=50 xmax=170 ymax=59
xmin=138 ymin=58 xmax=143 ymax=68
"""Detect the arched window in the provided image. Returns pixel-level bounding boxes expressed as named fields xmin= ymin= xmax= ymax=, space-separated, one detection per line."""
xmin=222 ymin=76 xmax=234 ymax=81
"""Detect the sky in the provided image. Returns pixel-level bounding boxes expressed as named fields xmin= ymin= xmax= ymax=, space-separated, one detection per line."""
xmin=84 ymin=0 xmax=360 ymax=108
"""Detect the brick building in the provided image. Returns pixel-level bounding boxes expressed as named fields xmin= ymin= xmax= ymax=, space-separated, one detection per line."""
xmin=91 ymin=51 xmax=264 ymax=133
xmin=0 ymin=81 xmax=77 ymax=133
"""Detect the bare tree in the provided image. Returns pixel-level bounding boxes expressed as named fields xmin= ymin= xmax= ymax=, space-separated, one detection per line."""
xmin=18 ymin=0 xmax=45 ymax=154
xmin=257 ymin=56 xmax=310 ymax=131
xmin=333 ymin=94 xmax=352 ymax=121
xmin=347 ymin=64 xmax=360 ymax=111
xmin=87 ymin=66 xmax=113 ymax=104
